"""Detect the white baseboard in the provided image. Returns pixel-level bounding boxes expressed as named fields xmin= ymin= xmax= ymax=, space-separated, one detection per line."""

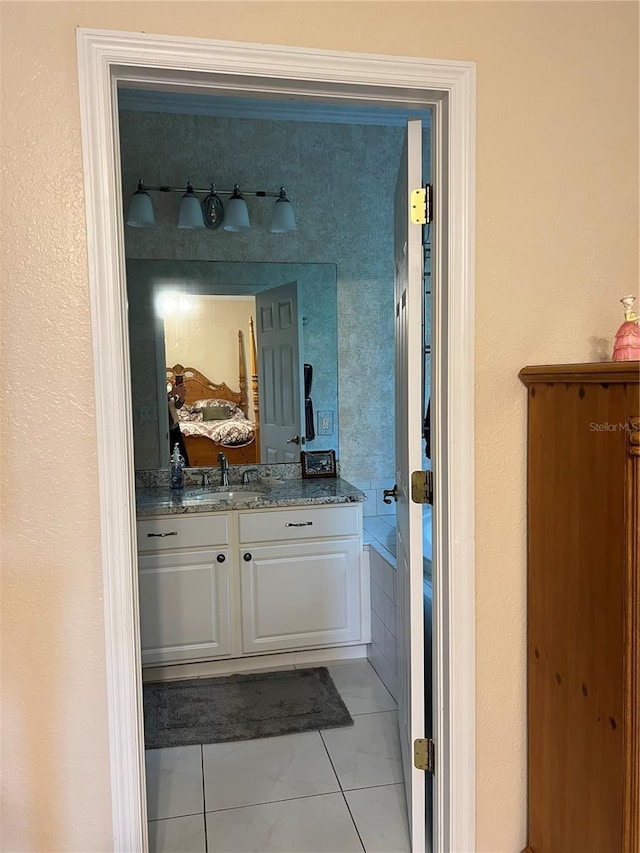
xmin=142 ymin=644 xmax=369 ymax=683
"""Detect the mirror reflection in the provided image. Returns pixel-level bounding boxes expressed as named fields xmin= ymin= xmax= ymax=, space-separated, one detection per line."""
xmin=127 ymin=260 xmax=338 ymax=470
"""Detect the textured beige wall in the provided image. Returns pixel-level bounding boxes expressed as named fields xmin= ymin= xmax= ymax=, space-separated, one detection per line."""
xmin=1 ymin=3 xmax=637 ymax=851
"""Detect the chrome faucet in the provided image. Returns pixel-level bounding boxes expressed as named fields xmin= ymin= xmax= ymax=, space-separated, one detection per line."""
xmin=218 ymin=452 xmax=229 ymax=487
xmin=201 ymin=471 xmax=211 ymax=489
xmin=242 ymin=468 xmax=259 ymax=485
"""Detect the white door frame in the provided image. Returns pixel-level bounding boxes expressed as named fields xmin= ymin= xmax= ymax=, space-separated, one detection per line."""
xmin=76 ymin=29 xmax=475 ymax=853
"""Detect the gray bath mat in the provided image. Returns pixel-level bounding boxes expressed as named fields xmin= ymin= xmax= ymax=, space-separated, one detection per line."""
xmin=143 ymin=666 xmax=353 ymax=749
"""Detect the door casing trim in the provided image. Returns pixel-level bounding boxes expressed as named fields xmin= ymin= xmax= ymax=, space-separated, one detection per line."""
xmin=76 ymin=28 xmax=476 ymax=852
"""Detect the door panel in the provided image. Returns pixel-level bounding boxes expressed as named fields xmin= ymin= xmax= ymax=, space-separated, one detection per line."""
xmin=138 ymin=548 xmax=231 ymax=665
xmin=256 ymin=281 xmax=304 ymax=462
xmin=239 ymin=539 xmax=362 ymax=653
xmin=394 ymin=118 xmax=427 ymax=851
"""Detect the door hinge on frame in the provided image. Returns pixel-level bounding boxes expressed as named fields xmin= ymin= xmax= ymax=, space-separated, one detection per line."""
xmin=410 ymin=187 xmax=426 ymax=225
xmin=414 ymin=737 xmax=435 ymax=773
xmin=410 ymin=184 xmax=433 ymax=226
xmin=411 ymin=470 xmax=433 ymax=504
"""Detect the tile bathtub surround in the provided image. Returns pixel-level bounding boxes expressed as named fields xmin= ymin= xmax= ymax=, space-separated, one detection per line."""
xmin=351 ymin=479 xmax=397 ymax=518
xmin=145 ymin=660 xmax=411 ymax=853
xmin=367 ymin=546 xmax=400 ymax=701
xmin=363 ymin=515 xmax=397 ymax=564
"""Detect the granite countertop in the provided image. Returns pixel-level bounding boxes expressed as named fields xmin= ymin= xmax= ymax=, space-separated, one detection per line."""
xmin=136 ymin=476 xmax=366 ymax=517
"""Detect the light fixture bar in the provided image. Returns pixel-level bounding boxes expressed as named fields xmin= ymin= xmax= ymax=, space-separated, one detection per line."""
xmin=143 ymin=185 xmax=282 ymax=198
xmin=127 ymin=180 xmax=296 ymax=233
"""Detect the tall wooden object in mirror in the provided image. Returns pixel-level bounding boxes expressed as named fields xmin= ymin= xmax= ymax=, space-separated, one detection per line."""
xmin=519 ymin=362 xmax=639 ymax=853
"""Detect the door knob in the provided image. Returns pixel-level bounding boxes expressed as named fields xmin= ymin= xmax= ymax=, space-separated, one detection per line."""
xmin=286 ymin=435 xmax=301 ymax=444
xmin=383 ymin=485 xmax=399 ymax=504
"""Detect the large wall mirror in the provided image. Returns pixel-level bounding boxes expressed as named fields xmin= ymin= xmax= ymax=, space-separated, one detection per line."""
xmin=127 ymin=260 xmax=338 ymax=470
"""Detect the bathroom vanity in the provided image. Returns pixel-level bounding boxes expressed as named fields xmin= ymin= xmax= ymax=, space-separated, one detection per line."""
xmin=135 ymin=475 xmax=369 ymax=667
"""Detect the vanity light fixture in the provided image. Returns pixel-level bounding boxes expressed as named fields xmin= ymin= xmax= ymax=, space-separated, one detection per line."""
xmin=223 ymin=185 xmax=250 ymax=232
xmin=178 ymin=182 xmax=206 ymax=229
xmin=270 ymin=188 xmax=297 ymax=234
xmin=126 ymin=180 xmax=155 ymax=227
xmin=125 ymin=179 xmax=297 ymax=233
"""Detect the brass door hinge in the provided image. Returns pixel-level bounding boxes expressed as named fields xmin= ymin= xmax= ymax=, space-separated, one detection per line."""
xmin=411 ymin=470 xmax=433 ymax=504
xmin=410 ymin=188 xmax=426 ymax=225
xmin=414 ymin=737 xmax=435 ymax=773
xmin=410 ymin=184 xmax=433 ymax=225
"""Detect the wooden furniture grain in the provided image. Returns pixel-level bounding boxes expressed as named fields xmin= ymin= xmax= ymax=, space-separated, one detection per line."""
xmin=519 ymin=362 xmax=640 ymax=853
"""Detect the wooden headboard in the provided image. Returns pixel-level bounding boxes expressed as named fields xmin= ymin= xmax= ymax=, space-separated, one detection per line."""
xmin=167 ymin=363 xmax=245 ymax=410
xmin=166 ymin=319 xmax=259 ymax=424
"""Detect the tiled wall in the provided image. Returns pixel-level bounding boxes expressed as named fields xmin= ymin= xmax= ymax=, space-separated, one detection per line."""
xmin=350 ymin=478 xmax=397 ymax=518
xmin=367 ymin=546 xmax=400 ymax=701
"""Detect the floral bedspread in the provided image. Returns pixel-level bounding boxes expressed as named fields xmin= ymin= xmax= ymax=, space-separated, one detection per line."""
xmin=178 ymin=399 xmax=255 ymax=447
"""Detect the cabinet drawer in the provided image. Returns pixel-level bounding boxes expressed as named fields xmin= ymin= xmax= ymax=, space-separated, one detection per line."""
xmin=137 ymin=514 xmax=229 ymax=551
xmin=238 ymin=505 xmax=360 ymax=544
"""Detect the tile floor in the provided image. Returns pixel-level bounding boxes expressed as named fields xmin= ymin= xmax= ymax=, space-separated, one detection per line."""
xmin=145 ymin=658 xmax=411 ymax=853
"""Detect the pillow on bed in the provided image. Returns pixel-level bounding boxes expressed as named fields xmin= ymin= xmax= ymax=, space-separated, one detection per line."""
xmin=194 ymin=398 xmax=241 ymax=418
xmin=202 ymin=406 xmax=230 ymax=421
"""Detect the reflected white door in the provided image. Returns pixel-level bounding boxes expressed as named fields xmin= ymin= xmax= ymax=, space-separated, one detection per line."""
xmin=256 ymin=281 xmax=305 ymax=462
xmin=394 ymin=118 xmax=426 ymax=851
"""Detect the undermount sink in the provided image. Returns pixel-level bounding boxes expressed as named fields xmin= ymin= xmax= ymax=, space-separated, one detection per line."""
xmin=183 ymin=489 xmax=265 ymax=504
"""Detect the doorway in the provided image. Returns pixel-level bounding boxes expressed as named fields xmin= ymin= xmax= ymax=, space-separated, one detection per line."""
xmin=77 ymin=29 xmax=475 ymax=853
xmin=122 ymin=91 xmax=429 ymax=850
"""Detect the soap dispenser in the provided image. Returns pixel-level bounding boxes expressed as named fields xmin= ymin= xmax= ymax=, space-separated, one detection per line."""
xmin=170 ymin=442 xmax=185 ymax=490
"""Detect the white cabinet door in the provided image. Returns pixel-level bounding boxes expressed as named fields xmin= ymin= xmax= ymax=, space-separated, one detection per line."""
xmin=240 ymin=539 xmax=362 ymax=653
xmin=138 ymin=548 xmax=231 ymax=665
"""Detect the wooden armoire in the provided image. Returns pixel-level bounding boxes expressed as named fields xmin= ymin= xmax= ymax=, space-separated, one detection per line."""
xmin=519 ymin=362 xmax=639 ymax=853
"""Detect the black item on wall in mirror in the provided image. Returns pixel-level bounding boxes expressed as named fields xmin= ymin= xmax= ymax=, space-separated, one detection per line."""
xmin=304 ymin=363 xmax=315 ymax=441
xmin=423 ymin=398 xmax=431 ymax=459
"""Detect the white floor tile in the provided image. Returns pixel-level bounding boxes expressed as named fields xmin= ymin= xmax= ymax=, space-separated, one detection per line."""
xmin=321 ymin=711 xmax=403 ymax=790
xmin=145 ymin=745 xmax=204 ymax=821
xmin=203 ymin=731 xmax=340 ymax=811
xmin=205 ymin=792 xmax=364 ymax=853
xmin=345 ymin=784 xmax=411 ymax=853
xmin=148 ymin=814 xmax=206 ymax=853
xmin=327 ymin=660 xmax=396 ymax=715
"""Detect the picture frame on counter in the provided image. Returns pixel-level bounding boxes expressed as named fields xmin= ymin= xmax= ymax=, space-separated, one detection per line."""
xmin=301 ymin=449 xmax=337 ymax=479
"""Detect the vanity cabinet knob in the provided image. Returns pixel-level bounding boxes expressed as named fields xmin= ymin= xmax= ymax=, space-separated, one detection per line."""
xmin=216 ymin=553 xmax=226 ymax=563
xmin=243 ymin=552 xmax=252 ymax=562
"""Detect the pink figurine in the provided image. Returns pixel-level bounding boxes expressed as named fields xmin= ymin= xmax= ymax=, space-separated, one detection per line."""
xmin=612 ymin=295 xmax=640 ymax=361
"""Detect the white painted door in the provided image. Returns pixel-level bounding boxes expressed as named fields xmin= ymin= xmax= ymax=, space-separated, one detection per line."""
xmin=256 ymin=281 xmax=305 ymax=462
xmin=394 ymin=118 xmax=427 ymax=851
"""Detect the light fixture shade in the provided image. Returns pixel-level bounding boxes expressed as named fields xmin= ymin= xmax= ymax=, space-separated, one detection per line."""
xmin=178 ymin=183 xmax=205 ymax=229
xmin=270 ymin=188 xmax=297 ymax=233
xmin=126 ymin=181 xmax=155 ymax=227
xmin=223 ymin=186 xmax=251 ymax=232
